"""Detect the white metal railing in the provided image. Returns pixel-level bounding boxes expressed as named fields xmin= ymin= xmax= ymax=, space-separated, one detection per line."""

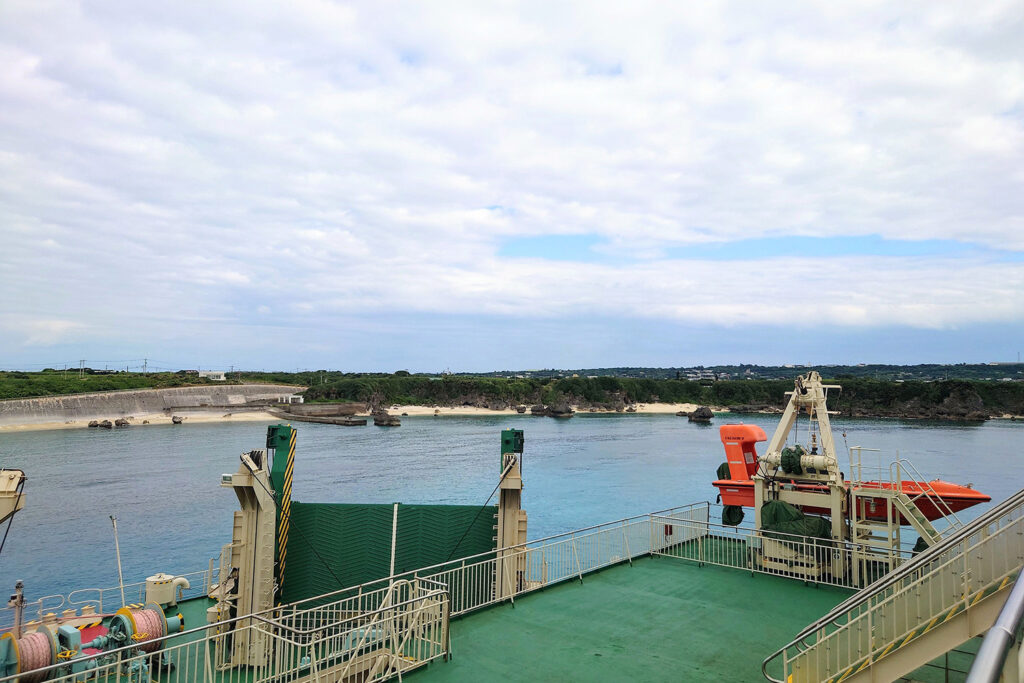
xmin=0 ymin=577 xmax=449 ymax=683
xmin=19 ymin=498 xmax=921 ymax=683
xmin=0 ymin=503 xmax=708 ymax=637
xmin=891 ymin=457 xmax=964 ymax=533
xmin=0 ymin=566 xmax=219 ymax=631
xmin=763 ymin=487 xmax=1024 ymax=683
xmin=0 ymin=593 xmax=65 ymax=631
xmin=966 ymin=570 xmax=1024 ymax=683
xmin=0 ymin=503 xmax=713 ymax=683
xmin=68 ymin=567 xmax=218 ymax=612
xmin=277 ymin=501 xmax=711 ymax=619
xmin=849 ymin=449 xmax=964 ymax=542
xmin=650 ymin=511 xmax=911 ymax=590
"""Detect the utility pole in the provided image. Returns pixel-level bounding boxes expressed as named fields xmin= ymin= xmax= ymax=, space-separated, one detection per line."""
xmin=79 ymin=359 xmax=84 ymax=379
xmin=143 ymin=358 xmax=148 ymax=375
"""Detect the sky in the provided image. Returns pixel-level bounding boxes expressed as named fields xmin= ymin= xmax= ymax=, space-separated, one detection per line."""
xmin=1 ymin=1 xmax=1023 ymax=372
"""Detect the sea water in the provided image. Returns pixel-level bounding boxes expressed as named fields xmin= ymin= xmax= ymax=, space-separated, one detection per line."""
xmin=0 ymin=414 xmax=1020 ymax=599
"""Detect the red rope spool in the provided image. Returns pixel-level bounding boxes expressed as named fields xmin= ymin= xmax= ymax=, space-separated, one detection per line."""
xmin=127 ymin=607 xmax=167 ymax=653
xmin=16 ymin=631 xmax=55 ymax=683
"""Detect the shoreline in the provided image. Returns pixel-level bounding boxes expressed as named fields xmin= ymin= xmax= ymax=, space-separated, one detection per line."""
xmin=0 ymin=410 xmax=281 ymax=433
xmin=384 ymin=402 xmax=715 ymax=417
xmin=1 ymin=403 xmax=1020 ymax=433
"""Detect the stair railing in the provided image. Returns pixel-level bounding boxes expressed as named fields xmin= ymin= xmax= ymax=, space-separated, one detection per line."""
xmin=965 ymin=571 xmax=1024 ymax=683
xmin=762 ymin=487 xmax=1024 ymax=682
xmin=890 ymin=458 xmax=964 ymax=533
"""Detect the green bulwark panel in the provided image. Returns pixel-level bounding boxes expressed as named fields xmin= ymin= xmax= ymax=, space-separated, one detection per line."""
xmin=282 ymin=502 xmax=497 ymax=604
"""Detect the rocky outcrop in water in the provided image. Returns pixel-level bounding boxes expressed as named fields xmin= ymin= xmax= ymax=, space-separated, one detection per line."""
xmin=688 ymin=406 xmax=714 ymax=423
xmin=373 ymin=411 xmax=401 ymax=426
xmin=171 ymin=415 xmax=184 ymax=424
xmin=547 ymin=401 xmax=575 ymax=418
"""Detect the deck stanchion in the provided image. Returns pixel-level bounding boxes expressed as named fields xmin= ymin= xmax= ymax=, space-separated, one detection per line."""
xmin=571 ymin=534 xmax=583 ymax=583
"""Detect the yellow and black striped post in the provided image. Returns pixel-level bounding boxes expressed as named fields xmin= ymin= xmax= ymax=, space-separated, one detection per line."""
xmin=267 ymin=425 xmax=296 ymax=601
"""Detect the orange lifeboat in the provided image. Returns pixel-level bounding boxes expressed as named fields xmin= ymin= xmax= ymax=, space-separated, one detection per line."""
xmin=712 ymin=424 xmax=990 ymax=522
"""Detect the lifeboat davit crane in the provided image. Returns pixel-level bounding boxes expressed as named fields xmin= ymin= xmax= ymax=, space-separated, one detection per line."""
xmin=712 ymin=372 xmax=990 ymax=545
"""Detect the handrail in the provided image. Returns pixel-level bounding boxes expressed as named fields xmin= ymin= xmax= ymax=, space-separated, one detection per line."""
xmin=1 ymin=581 xmax=450 ymax=683
xmin=790 ymin=488 xmax=1022 ymax=650
xmin=965 ymin=571 xmax=1024 ymax=683
xmin=890 ymin=457 xmax=963 ymax=530
xmin=281 ymin=501 xmax=708 ymax=612
xmin=13 ymin=502 xmax=708 ymax=626
xmin=249 ymin=581 xmax=440 ymax=637
xmin=761 ymin=487 xmax=1024 ymax=682
xmin=792 ymin=487 xmax=1020 ymax=637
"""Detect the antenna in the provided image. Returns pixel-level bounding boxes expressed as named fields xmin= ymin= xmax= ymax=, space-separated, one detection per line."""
xmin=110 ymin=515 xmax=126 ymax=607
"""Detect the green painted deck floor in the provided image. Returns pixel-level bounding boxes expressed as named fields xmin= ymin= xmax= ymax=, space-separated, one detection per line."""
xmin=409 ymin=556 xmax=851 ymax=683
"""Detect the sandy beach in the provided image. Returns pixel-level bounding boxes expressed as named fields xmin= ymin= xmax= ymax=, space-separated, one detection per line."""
xmin=0 ymin=410 xmax=281 ymax=433
xmin=383 ymin=402 xmax=723 ymax=417
xmin=0 ymin=403 xmax=736 ymax=432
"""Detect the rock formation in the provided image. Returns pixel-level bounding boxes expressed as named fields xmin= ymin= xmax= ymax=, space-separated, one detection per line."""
xmin=547 ymin=401 xmax=575 ymax=418
xmin=688 ymin=406 xmax=714 ymax=423
xmin=373 ymin=411 xmax=401 ymax=426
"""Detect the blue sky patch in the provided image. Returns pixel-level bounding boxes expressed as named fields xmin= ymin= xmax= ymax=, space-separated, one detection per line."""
xmin=499 ymin=233 xmax=1020 ymax=263
xmin=498 ymin=234 xmax=607 ymax=261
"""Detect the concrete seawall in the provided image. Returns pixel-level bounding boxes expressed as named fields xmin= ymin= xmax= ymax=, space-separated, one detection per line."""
xmin=0 ymin=384 xmax=304 ymax=426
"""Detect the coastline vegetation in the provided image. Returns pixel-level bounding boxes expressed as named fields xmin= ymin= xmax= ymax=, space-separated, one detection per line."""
xmin=2 ymin=369 xmax=1022 ymax=419
xmin=302 ymin=375 xmax=1024 ymax=419
xmin=0 ymin=370 xmax=220 ymax=400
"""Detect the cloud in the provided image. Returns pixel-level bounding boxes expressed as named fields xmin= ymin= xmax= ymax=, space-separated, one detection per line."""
xmin=0 ymin=1 xmax=1022 ymax=365
xmin=14 ymin=319 xmax=86 ymax=346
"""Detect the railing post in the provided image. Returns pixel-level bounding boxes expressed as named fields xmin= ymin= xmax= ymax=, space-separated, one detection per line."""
xmin=571 ymin=534 xmax=584 ymax=583
xmin=622 ymin=520 xmax=633 ymax=566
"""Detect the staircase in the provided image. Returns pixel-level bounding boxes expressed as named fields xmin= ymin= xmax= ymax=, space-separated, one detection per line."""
xmin=763 ymin=488 xmax=1024 ymax=683
xmin=891 ymin=491 xmax=941 ymax=545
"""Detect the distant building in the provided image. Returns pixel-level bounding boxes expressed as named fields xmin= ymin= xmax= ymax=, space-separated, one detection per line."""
xmin=198 ymin=370 xmax=226 ymax=381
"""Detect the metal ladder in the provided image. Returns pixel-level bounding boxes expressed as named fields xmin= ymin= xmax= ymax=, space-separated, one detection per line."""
xmin=762 ymin=488 xmax=1024 ymax=683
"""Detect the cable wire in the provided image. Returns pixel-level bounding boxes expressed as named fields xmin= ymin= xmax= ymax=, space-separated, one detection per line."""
xmin=445 ymin=461 xmax=515 ymax=563
xmin=0 ymin=477 xmax=25 ymax=560
xmin=240 ymin=455 xmax=348 ymax=591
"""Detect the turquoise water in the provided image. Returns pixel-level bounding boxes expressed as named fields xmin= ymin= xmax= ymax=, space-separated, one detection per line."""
xmin=0 ymin=414 xmax=1021 ymax=600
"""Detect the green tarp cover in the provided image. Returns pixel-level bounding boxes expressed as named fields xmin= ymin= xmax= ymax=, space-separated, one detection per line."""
xmin=722 ymin=505 xmax=744 ymax=526
xmin=760 ymin=500 xmax=831 ymax=540
xmin=716 ymin=462 xmax=731 ymax=480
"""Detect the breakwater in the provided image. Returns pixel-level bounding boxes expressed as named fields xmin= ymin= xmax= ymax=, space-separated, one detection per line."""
xmin=0 ymin=384 xmax=303 ymax=426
